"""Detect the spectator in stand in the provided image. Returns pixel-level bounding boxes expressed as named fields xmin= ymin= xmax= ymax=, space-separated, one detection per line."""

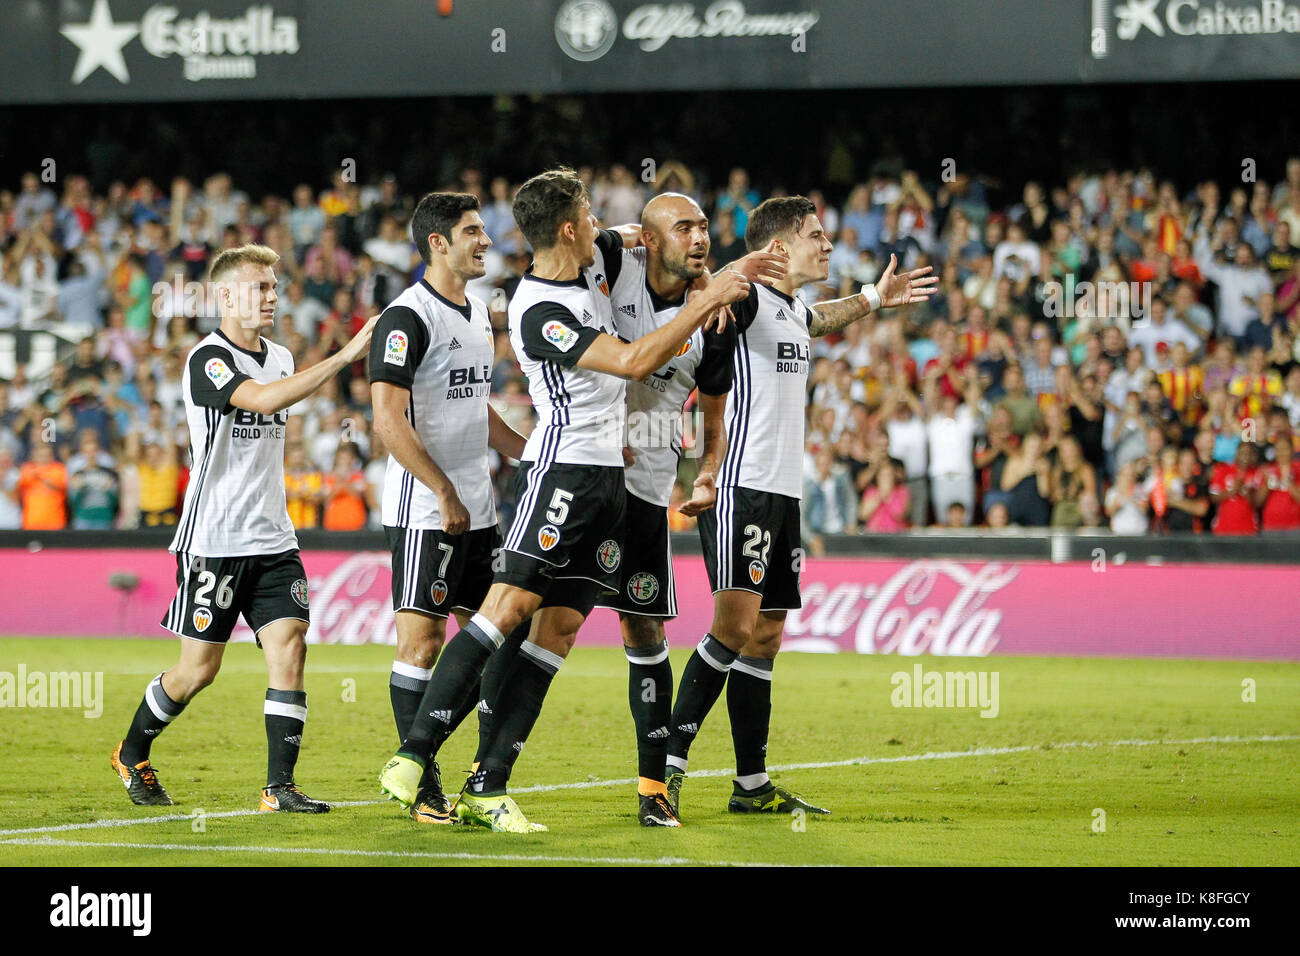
xmin=1195 ymin=233 xmax=1272 ymax=344
xmin=1105 ymin=462 xmax=1149 ymax=534
xmin=0 ymin=448 xmax=21 ymax=529
xmin=974 ymin=405 xmax=1018 ymax=516
xmin=1157 ymin=342 xmax=1205 ymax=439
xmin=18 ymin=440 xmax=67 ymax=529
xmin=1050 ymin=435 xmax=1097 ymax=528
xmin=994 ymin=364 xmax=1041 ymax=436
xmin=68 ymin=429 xmax=120 ymax=530
xmin=803 ymin=448 xmax=857 ymax=537
xmin=714 ymin=167 xmax=761 ymax=238
xmin=1281 ymin=367 xmax=1300 ymax=427
xmin=1258 ymin=437 xmax=1300 ymax=531
xmin=322 ymin=443 xmax=368 ymax=530
xmin=879 ymin=372 xmax=929 ymax=526
xmin=999 ymin=430 xmax=1052 ymax=526
xmin=711 ymin=207 xmax=747 ymax=268
xmin=1229 ymin=345 xmax=1284 ymax=422
xmin=284 ymin=442 xmax=324 ymax=530
xmin=137 ymin=441 xmax=181 ymax=526
xmin=1165 ymin=446 xmax=1211 ymax=533
xmin=858 ymin=461 xmax=910 ymax=533
xmin=922 ymin=364 xmax=979 ymax=525
xmin=1209 ymin=442 xmax=1262 ymax=535
xmin=1130 ymin=296 xmax=1201 ymax=367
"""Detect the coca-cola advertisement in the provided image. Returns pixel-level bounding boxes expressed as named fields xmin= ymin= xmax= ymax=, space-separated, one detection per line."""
xmin=1 ymin=548 xmax=1297 ymax=660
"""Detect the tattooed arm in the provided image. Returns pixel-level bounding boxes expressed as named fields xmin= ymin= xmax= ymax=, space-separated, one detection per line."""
xmin=809 ymin=253 xmax=939 ymax=337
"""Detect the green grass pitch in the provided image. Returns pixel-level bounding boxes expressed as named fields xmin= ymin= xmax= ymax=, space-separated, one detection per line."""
xmin=0 ymin=638 xmax=1296 ymax=866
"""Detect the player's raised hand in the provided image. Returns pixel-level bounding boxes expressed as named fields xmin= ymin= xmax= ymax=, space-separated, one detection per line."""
xmin=875 ymin=254 xmax=940 ymax=308
xmin=678 ymin=470 xmax=717 ymax=517
xmin=339 ymin=313 xmax=381 ymax=363
xmin=731 ymin=239 xmax=788 ymax=286
xmin=439 ymin=490 xmax=470 ymax=535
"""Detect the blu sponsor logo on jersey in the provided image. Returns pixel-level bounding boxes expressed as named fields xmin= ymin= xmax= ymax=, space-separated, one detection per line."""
xmin=446 ymin=364 xmax=491 ymax=400
xmin=232 ymin=408 xmax=287 ymax=440
xmin=384 ymin=330 xmax=409 ymax=366
xmin=776 ymin=341 xmax=810 ymax=374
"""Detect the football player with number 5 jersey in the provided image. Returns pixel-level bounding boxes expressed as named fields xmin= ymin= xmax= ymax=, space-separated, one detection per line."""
xmin=111 ymin=244 xmax=377 ymax=813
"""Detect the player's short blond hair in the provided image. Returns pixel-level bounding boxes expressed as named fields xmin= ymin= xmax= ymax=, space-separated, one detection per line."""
xmin=209 ymin=244 xmax=279 ymax=283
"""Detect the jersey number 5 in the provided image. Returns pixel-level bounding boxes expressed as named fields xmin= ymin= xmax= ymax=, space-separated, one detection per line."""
xmin=546 ymin=489 xmax=573 ymax=525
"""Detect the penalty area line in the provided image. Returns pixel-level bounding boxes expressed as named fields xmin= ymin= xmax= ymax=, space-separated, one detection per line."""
xmin=1 ymin=733 xmax=1294 ymax=838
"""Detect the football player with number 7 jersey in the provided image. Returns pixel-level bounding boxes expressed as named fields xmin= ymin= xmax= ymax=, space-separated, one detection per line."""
xmin=111 ymin=244 xmax=377 ymax=813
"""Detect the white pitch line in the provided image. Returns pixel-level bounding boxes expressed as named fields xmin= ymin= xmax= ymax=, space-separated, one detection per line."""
xmin=0 ymin=836 xmax=797 ymax=868
xmin=0 ymin=732 xmax=1294 ymax=838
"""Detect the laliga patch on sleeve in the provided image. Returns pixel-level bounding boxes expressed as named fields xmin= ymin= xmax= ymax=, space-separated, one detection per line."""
xmin=205 ymin=358 xmax=234 ymax=389
xmin=542 ymin=320 xmax=579 ymax=353
xmin=384 ymin=330 xmax=409 ymax=365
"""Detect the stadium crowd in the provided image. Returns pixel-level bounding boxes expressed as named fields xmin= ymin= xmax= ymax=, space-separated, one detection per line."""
xmin=2 ymin=157 xmax=1300 ymax=539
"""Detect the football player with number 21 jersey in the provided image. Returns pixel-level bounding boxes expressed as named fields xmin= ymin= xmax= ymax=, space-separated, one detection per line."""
xmin=665 ymin=197 xmax=938 ymax=818
xmin=369 ymin=192 xmax=529 ymax=825
xmin=111 ymin=244 xmax=377 ymax=813
xmin=381 ymin=168 xmax=752 ymax=832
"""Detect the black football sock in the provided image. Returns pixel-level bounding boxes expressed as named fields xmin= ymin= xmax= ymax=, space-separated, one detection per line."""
xmin=666 ymin=634 xmax=738 ymax=772
xmin=475 ymin=621 xmax=529 ymax=765
xmin=400 ymin=614 xmax=503 ymax=762
xmin=121 ymin=673 xmax=187 ymax=765
xmin=389 ymin=660 xmax=431 ymax=743
xmin=264 ymin=689 xmax=307 ymax=788
xmin=727 ymin=656 xmax=774 ymax=789
xmin=472 ymin=642 xmax=564 ymax=795
xmin=626 ymin=638 xmax=673 ymax=788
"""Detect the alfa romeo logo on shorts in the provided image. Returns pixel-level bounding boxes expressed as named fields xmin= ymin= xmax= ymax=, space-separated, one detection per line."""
xmin=290 ymin=578 xmax=310 ymax=609
xmin=431 ymin=579 xmax=448 ymax=605
xmin=748 ymin=561 xmax=766 ymax=585
xmin=555 ymin=0 xmax=618 ymax=62
xmin=627 ymin=572 xmax=659 ymax=604
xmin=538 ymin=524 xmax=561 ymax=551
xmin=192 ymin=607 xmax=213 ymax=633
xmin=596 ymin=539 xmax=622 ymax=572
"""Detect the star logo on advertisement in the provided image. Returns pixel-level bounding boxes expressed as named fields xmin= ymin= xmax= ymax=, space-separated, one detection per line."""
xmin=384 ymin=330 xmax=408 ymax=365
xmin=60 ymin=0 xmax=301 ymax=86
xmin=555 ymin=0 xmax=618 ymax=61
xmin=542 ymin=321 xmax=579 ymax=353
xmin=205 ymin=358 xmax=234 ymax=388
xmin=1116 ymin=0 xmax=1165 ymax=38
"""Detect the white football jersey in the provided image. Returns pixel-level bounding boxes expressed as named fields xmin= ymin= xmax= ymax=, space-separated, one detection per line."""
xmin=507 ymin=230 xmax=627 ymax=469
xmin=370 ymin=279 xmax=498 ymax=531
xmin=169 ymin=331 xmax=298 ymax=557
xmin=610 ymin=248 xmax=734 ymax=507
xmin=717 ymin=285 xmax=812 ymax=499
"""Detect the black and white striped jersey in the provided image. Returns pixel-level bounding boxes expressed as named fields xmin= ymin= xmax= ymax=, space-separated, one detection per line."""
xmin=718 ymin=285 xmax=812 ymax=500
xmin=507 ymin=229 xmax=627 ymax=468
xmin=610 ymin=248 xmax=734 ymax=507
xmin=169 ymin=330 xmax=298 ymax=558
xmin=369 ymin=279 xmax=497 ymax=531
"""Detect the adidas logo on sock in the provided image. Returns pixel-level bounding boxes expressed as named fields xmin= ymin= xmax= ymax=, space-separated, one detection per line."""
xmin=647 ymin=726 xmax=670 ymax=739
xmin=144 ymin=728 xmax=160 ymax=736
xmin=512 ymin=741 xmax=525 ymax=752
xmin=449 ymin=337 xmax=462 ymax=350
xmin=477 ymin=699 xmax=492 ymax=715
xmin=284 ymin=734 xmax=302 ymax=746
xmin=676 ymin=722 xmax=699 ymax=735
xmin=429 ymin=709 xmax=453 ymax=723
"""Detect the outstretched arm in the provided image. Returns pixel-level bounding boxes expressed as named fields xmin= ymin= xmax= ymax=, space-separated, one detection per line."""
xmin=809 ymin=253 xmax=938 ymax=337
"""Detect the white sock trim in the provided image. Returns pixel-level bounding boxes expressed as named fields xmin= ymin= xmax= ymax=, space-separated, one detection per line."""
xmin=735 ymin=772 xmax=770 ymax=791
xmin=696 ymin=639 xmax=733 ymax=673
xmin=666 ymin=755 xmax=688 ymax=773
xmin=469 ymin=612 xmax=505 ymax=648
xmin=730 ymin=658 xmax=773 ymax=681
xmin=625 ymin=643 xmax=669 ymax=666
xmin=264 ymin=700 xmax=308 ymax=721
xmin=520 ymin=640 xmax=565 ymax=673
xmin=391 ymin=660 xmax=433 ymax=681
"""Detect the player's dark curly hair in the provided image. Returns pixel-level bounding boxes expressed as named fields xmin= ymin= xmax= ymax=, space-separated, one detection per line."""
xmin=410 ymin=191 xmax=480 ymax=265
xmin=512 ymin=167 xmax=589 ymax=252
xmin=745 ymin=196 xmax=816 ymax=252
